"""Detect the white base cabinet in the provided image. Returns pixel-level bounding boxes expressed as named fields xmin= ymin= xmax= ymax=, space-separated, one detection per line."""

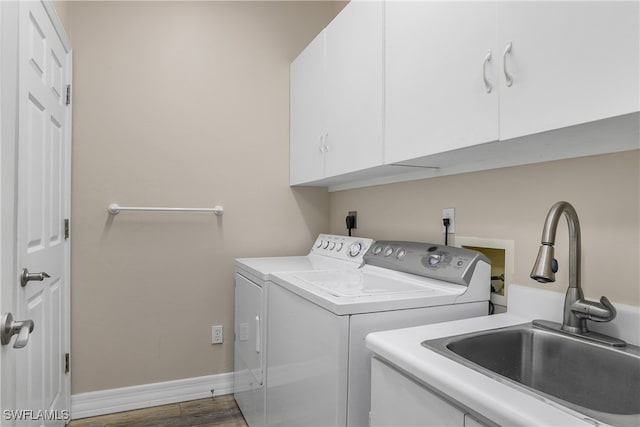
xmin=370 ymin=358 xmax=492 ymax=427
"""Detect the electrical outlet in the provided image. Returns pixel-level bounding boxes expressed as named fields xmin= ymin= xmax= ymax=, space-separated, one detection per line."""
xmin=442 ymin=208 xmax=456 ymax=233
xmin=212 ymin=325 xmax=223 ymax=344
xmin=348 ymin=211 xmax=357 ymax=229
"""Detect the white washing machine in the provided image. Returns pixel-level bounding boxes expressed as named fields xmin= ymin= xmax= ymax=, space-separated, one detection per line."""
xmin=234 ymin=234 xmax=374 ymax=427
xmin=266 ymin=241 xmax=491 ymax=427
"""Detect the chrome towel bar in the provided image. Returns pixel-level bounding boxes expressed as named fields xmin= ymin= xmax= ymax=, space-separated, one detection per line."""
xmin=107 ymin=203 xmax=224 ymax=216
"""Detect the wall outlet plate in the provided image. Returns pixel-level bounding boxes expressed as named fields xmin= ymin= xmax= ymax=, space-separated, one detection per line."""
xmin=212 ymin=325 xmax=223 ymax=344
xmin=442 ymin=208 xmax=455 ymax=233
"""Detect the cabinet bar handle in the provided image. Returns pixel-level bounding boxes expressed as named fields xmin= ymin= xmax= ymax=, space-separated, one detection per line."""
xmin=483 ymin=50 xmax=493 ymax=93
xmin=503 ymin=41 xmax=513 ymax=87
xmin=255 ymin=316 xmax=261 ymax=353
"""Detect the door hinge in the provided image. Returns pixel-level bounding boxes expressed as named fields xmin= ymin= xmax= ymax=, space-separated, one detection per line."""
xmin=64 ymin=219 xmax=70 ymax=240
xmin=65 ymin=84 xmax=71 ymax=106
xmin=65 ymin=353 xmax=70 ymax=373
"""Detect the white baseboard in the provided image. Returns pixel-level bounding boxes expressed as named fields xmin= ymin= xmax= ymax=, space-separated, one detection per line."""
xmin=71 ymin=372 xmax=234 ymax=420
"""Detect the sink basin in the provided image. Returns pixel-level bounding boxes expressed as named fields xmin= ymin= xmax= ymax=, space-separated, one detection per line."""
xmin=423 ymin=323 xmax=640 ymax=426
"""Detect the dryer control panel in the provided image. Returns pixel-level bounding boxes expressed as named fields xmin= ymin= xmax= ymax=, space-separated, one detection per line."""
xmin=364 ymin=241 xmax=491 ymax=287
xmin=310 ymin=234 xmax=374 ymax=264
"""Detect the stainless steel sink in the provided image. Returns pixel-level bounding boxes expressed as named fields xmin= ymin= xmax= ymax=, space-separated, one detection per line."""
xmin=423 ymin=323 xmax=640 ymax=427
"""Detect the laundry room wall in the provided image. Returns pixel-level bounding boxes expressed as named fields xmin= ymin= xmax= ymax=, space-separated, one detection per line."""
xmin=53 ymin=0 xmax=70 ymax=33
xmin=329 ymin=151 xmax=640 ymax=307
xmin=66 ymin=1 xmax=337 ymax=394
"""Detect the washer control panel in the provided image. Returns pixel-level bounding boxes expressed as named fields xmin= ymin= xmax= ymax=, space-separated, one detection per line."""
xmin=310 ymin=234 xmax=374 ymax=264
xmin=364 ymin=241 xmax=491 ymax=286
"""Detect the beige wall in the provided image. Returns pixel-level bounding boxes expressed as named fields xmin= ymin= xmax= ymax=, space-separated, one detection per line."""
xmin=67 ymin=1 xmax=336 ymax=394
xmin=330 ymin=151 xmax=640 ymax=307
xmin=52 ymin=0 xmax=70 ymax=34
xmin=61 ymin=0 xmax=639 ymax=396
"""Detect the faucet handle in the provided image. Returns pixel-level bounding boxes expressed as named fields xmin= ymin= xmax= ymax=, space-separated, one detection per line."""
xmin=570 ymin=296 xmax=617 ymax=322
xmin=597 ymin=296 xmax=617 ymax=321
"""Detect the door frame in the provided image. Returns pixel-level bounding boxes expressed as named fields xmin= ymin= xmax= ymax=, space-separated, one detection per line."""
xmin=43 ymin=0 xmax=73 ymax=416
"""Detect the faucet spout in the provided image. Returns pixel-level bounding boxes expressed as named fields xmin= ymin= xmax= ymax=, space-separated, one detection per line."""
xmin=532 ymin=201 xmax=581 ymax=290
xmin=530 ymin=201 xmax=617 ymax=336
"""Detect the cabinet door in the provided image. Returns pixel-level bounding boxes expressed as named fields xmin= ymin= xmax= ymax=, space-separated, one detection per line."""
xmin=498 ymin=1 xmax=640 ymax=140
xmin=385 ymin=1 xmax=499 ymax=165
xmin=370 ymin=358 xmax=466 ymax=426
xmin=325 ymin=0 xmax=384 ymax=177
xmin=290 ymin=31 xmax=326 ymax=185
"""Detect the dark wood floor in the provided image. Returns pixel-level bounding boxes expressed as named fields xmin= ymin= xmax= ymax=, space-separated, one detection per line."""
xmin=68 ymin=394 xmax=248 ymax=427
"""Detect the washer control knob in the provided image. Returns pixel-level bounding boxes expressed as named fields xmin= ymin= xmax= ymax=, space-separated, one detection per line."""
xmin=396 ymin=248 xmax=406 ymax=259
xmin=316 ymin=240 xmax=324 ymax=248
xmin=427 ymin=254 xmax=442 ymax=267
xmin=323 ymin=240 xmax=330 ymax=249
xmin=336 ymin=243 xmax=343 ymax=252
xmin=348 ymin=242 xmax=363 ymax=258
xmin=329 ymin=242 xmax=336 ymax=250
xmin=373 ymin=245 xmax=383 ymax=255
xmin=383 ymin=246 xmax=394 ymax=257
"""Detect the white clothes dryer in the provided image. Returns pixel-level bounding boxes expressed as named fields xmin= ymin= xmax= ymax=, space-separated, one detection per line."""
xmin=266 ymin=241 xmax=491 ymax=427
xmin=233 ymin=234 xmax=373 ymax=427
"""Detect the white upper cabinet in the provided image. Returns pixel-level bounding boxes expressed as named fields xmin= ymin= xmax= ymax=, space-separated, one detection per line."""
xmin=497 ymin=1 xmax=640 ymax=140
xmin=290 ymin=1 xmax=639 ymax=188
xmin=290 ymin=31 xmax=326 ymax=185
xmin=385 ymin=1 xmax=640 ymax=165
xmin=290 ymin=1 xmax=383 ymax=185
xmin=325 ymin=1 xmax=384 ymax=177
xmin=385 ymin=2 xmax=499 ymax=164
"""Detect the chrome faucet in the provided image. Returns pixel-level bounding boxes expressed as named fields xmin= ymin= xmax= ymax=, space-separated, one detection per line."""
xmin=530 ymin=201 xmax=625 ymax=346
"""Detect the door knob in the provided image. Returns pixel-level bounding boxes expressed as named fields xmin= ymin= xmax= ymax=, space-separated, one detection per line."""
xmin=21 ymin=268 xmax=50 ymax=287
xmin=1 ymin=313 xmax=35 ymax=348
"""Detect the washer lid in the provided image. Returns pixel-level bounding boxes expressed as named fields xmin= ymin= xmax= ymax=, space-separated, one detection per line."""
xmin=292 ymin=269 xmax=460 ymax=298
xmin=270 ymin=267 xmax=469 ymax=315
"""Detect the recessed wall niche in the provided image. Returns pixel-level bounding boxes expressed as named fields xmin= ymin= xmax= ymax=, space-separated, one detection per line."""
xmin=455 ymin=236 xmax=514 ymax=313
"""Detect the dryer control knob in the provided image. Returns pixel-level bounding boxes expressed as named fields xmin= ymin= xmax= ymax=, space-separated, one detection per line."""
xmin=348 ymin=242 xmax=363 ymax=257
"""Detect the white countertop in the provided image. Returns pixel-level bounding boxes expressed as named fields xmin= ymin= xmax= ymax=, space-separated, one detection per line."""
xmin=366 ymin=284 xmax=640 ymax=427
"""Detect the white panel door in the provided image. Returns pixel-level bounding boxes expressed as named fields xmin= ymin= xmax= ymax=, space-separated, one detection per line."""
xmin=290 ymin=31 xmax=326 ymax=185
xmin=385 ymin=1 xmax=499 ymax=164
xmin=1 ymin=0 xmax=21 ymax=418
xmin=498 ymin=1 xmax=640 ymax=140
xmin=325 ymin=0 xmax=383 ymax=177
xmin=15 ymin=1 xmax=71 ymax=424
